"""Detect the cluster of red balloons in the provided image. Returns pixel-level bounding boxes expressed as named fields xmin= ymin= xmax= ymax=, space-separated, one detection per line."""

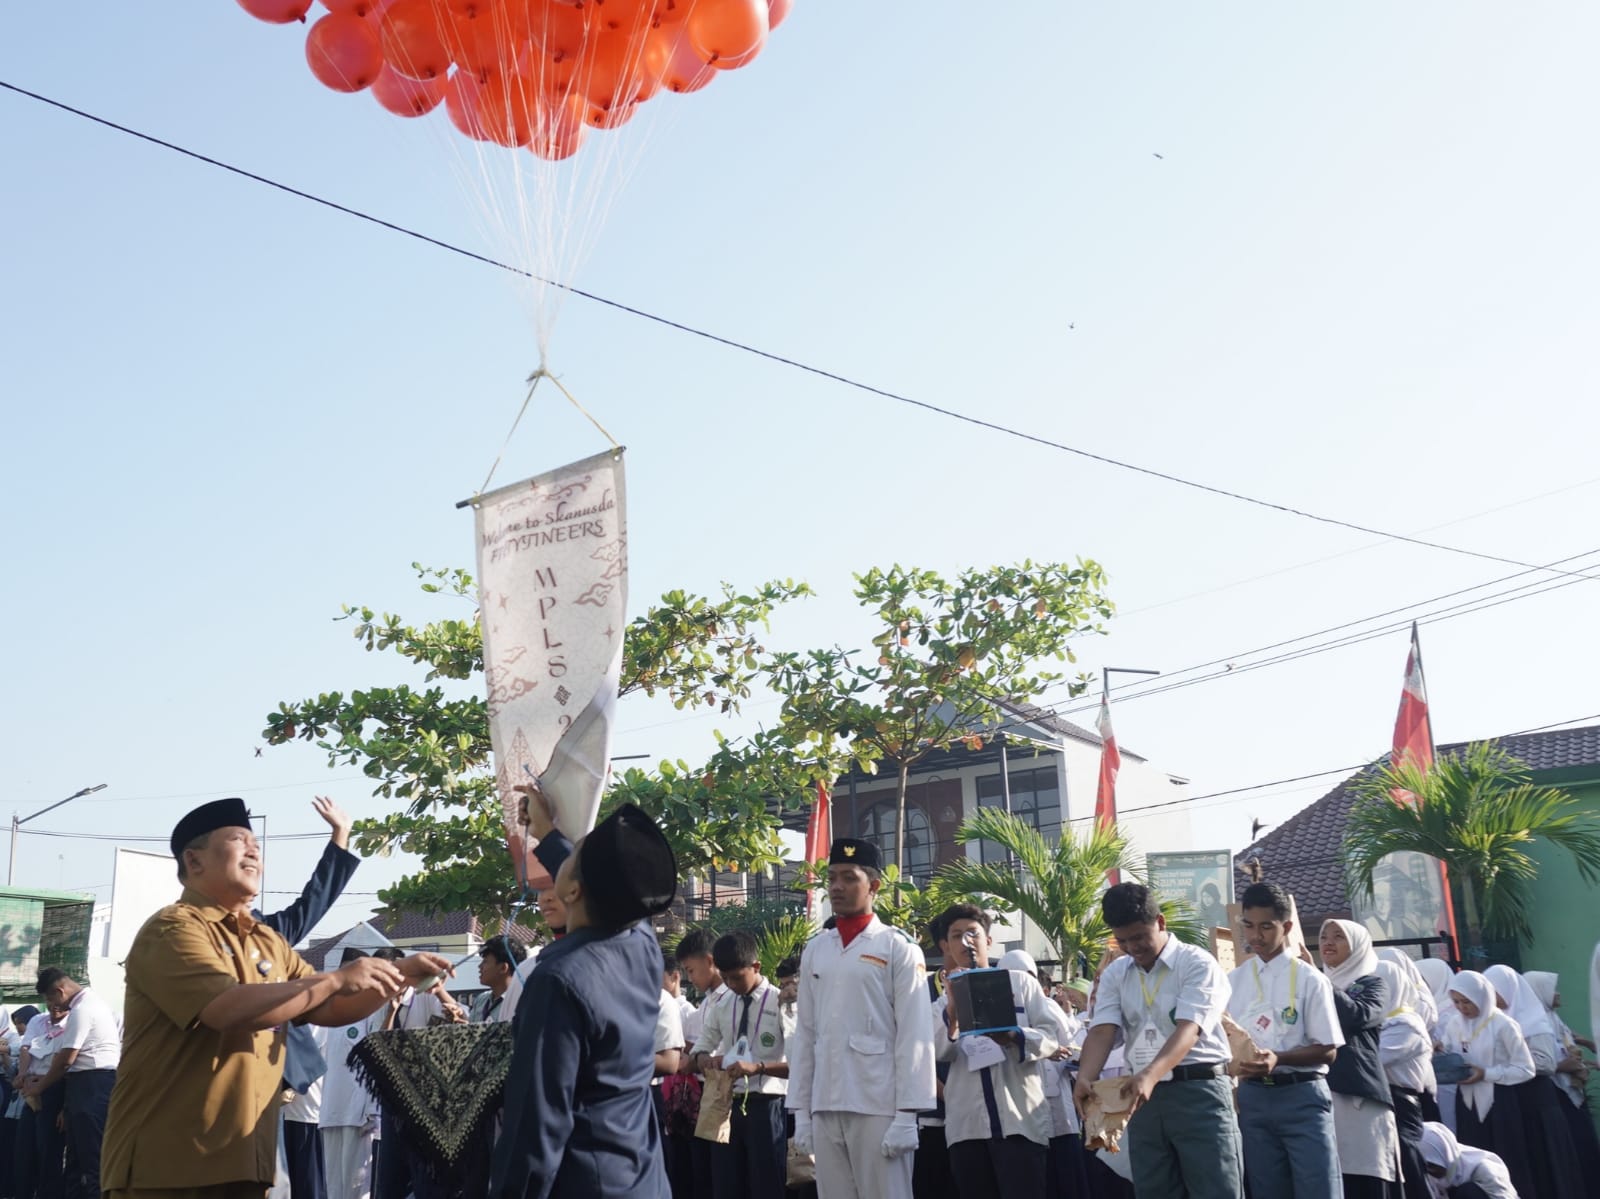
xmin=236 ymin=0 xmax=791 ymax=160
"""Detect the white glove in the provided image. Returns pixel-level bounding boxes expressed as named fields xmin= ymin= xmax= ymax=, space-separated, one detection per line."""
xmin=792 ymin=1113 xmax=814 ymax=1157
xmin=881 ymin=1111 xmax=919 ymax=1158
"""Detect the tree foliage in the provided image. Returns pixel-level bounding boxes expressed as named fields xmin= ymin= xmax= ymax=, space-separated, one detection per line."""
xmin=770 ymin=562 xmax=1113 ymax=874
xmin=934 ymin=807 xmax=1204 ymax=975
xmin=263 ymin=564 xmax=820 ymax=924
xmin=1344 ymin=742 xmax=1600 ymax=944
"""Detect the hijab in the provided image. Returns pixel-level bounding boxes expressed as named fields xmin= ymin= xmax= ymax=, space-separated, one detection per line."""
xmin=1416 ymin=957 xmax=1455 ymax=1007
xmin=1446 ymin=971 xmax=1500 ymax=1037
xmin=1377 ymin=947 xmax=1437 ymax=1027
xmin=1485 ymin=964 xmax=1555 ymax=1042
xmin=1524 ymin=970 xmax=1558 ymax=1013
xmin=1320 ymin=919 xmax=1379 ymax=991
xmin=1421 ymin=1120 xmax=1497 ymax=1187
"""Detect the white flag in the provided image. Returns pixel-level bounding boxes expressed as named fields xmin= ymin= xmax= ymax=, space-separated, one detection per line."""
xmin=474 ymin=449 xmax=627 ymax=890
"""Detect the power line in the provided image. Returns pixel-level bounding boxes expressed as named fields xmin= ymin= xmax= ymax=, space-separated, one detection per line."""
xmin=2 ymin=77 xmax=1594 ymax=583
xmin=80 ymin=775 xmax=369 ymax=804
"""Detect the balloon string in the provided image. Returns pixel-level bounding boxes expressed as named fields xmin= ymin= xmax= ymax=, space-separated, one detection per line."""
xmin=477 ymin=371 xmax=546 ymax=498
xmin=545 ymin=372 xmax=621 ymax=452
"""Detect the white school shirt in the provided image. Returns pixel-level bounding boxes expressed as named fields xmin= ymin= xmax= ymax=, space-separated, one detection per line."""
xmin=319 ymin=1014 xmax=381 ymax=1129
xmin=787 ymin=917 xmax=937 ymax=1119
xmin=59 ymin=988 xmax=121 ymax=1071
xmin=681 ymin=984 xmax=726 ymax=1048
xmin=285 ymin=1025 xmax=327 ymax=1125
xmin=933 ymin=970 xmax=1059 ymax=1147
xmin=655 ymin=989 xmax=685 ymax=1053
xmin=1440 ymin=1009 xmax=1534 ymax=1116
xmin=1091 ymin=935 xmax=1232 ymax=1073
xmin=23 ymin=1015 xmax=65 ymax=1077
xmin=389 ymin=988 xmax=444 ymax=1030
xmin=1225 ymin=952 xmax=1343 ymax=1076
xmin=692 ymin=979 xmax=791 ymax=1097
xmin=1378 ymin=1011 xmax=1435 ymax=1094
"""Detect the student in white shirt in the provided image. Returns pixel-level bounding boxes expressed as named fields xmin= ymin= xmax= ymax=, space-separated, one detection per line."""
xmin=1419 ymin=1121 xmax=1518 ymax=1199
xmin=16 ymin=1005 xmax=67 ymax=1199
xmin=318 ymin=996 xmax=382 ymax=1199
xmin=1440 ymin=971 xmax=1536 ymax=1199
xmin=472 ymin=936 xmax=528 ymax=1025
xmin=688 ymin=931 xmax=790 ymax=1199
xmin=31 ymin=969 xmax=120 ymax=1199
xmin=1374 ymin=949 xmax=1438 ymax=1199
xmin=1075 ymin=882 xmax=1244 ymax=1199
xmin=675 ymin=928 xmax=729 ymax=1196
xmin=930 ymin=907 xmax=1057 ymax=1199
xmin=1226 ymin=882 xmax=1343 ymax=1199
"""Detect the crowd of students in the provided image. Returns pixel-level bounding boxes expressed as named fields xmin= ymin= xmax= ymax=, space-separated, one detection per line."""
xmin=645 ymin=842 xmax=1600 ymax=1199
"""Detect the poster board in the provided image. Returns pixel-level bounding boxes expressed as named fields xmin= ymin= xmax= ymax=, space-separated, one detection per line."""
xmin=1146 ymin=851 xmax=1232 ymax=936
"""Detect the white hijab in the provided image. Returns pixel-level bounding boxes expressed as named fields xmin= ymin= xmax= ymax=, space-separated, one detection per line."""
xmin=1485 ymin=964 xmax=1555 ymax=1042
xmin=1320 ymin=919 xmax=1379 ymax=992
xmin=1416 ymin=957 xmax=1454 ymax=1004
xmin=1525 ymin=970 xmax=1558 ymax=1013
xmin=1446 ymin=971 xmax=1500 ymax=1038
xmin=1421 ymin=1120 xmax=1498 ymax=1188
xmin=1377 ymin=948 xmax=1438 ymax=1027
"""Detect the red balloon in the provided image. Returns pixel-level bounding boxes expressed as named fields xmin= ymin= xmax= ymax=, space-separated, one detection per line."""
xmin=372 ymin=63 xmax=446 ymax=115
xmin=476 ymin=77 xmax=540 ymax=146
xmin=687 ymin=0 xmax=766 ymax=65
xmin=444 ymin=70 xmax=491 ymax=139
xmin=591 ymin=0 xmax=656 ymax=36
xmin=441 ymin=8 xmax=520 ymax=77
xmin=634 ymin=25 xmax=674 ymax=101
xmin=578 ymin=27 xmax=648 ymax=109
xmin=584 ymin=99 xmax=638 ymax=130
xmin=767 ymin=0 xmax=792 ymax=31
xmin=529 ymin=2 xmax=590 ymax=63
xmin=531 ymin=96 xmax=587 ymax=160
xmin=377 ymin=0 xmax=451 ymax=79
xmin=659 ymin=29 xmax=714 ymax=93
xmin=306 ymin=12 xmax=385 ymax=91
xmin=709 ymin=29 xmax=763 ymax=70
xmin=320 ymin=0 xmax=377 ymax=14
xmin=653 ymin=0 xmax=692 ymax=27
xmin=237 ymin=0 xmax=314 ymax=23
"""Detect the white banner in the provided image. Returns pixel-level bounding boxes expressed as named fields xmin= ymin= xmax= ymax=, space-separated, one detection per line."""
xmin=474 ymin=449 xmax=627 ymax=890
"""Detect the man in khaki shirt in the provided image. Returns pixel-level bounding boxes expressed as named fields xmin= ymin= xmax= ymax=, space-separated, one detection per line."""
xmin=101 ymin=797 xmax=450 ymax=1199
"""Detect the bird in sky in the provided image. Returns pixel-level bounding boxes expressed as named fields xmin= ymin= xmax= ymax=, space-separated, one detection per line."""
xmin=1250 ymin=817 xmax=1271 ymax=841
xmin=1152 ymin=152 xmax=1165 ymax=160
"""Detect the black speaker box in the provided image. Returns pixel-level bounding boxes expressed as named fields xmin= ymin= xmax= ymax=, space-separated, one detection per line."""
xmin=947 ymin=967 xmax=1017 ymax=1036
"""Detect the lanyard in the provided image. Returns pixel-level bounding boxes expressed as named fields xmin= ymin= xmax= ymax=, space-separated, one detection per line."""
xmin=1137 ymin=961 xmax=1167 ymax=1012
xmin=1250 ymin=956 xmax=1298 ymax=1022
xmin=731 ymin=984 xmax=772 ymax=1042
xmin=1460 ymin=1009 xmax=1497 ymax=1051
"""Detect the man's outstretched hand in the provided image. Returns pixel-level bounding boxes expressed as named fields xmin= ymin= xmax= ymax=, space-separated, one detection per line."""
xmin=313 ymin=796 xmax=354 ymax=850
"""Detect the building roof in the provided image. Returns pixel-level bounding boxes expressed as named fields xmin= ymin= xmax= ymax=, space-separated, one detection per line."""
xmin=1233 ymin=723 xmax=1600 ymax=927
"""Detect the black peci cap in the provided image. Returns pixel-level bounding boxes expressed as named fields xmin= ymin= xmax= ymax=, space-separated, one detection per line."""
xmin=170 ymin=797 xmax=253 ymax=859
xmin=581 ymin=803 xmax=678 ymax=929
xmin=829 ymin=837 xmax=882 ymax=872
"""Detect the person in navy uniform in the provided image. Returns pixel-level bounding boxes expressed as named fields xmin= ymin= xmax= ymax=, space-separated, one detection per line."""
xmin=490 ymin=784 xmax=677 ymax=1199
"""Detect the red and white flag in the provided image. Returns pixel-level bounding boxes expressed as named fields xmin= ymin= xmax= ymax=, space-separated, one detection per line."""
xmin=804 ymin=780 xmax=832 ymax=922
xmin=1393 ymin=622 xmax=1435 ymax=774
xmin=1387 ymin=622 xmax=1460 ymax=945
xmin=1096 ymin=696 xmax=1122 ymax=885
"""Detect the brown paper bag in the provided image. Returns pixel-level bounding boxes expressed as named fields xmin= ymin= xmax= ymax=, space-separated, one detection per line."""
xmin=694 ymin=1068 xmax=733 ymax=1143
xmin=786 ymin=1138 xmax=816 ymax=1185
xmin=1082 ymin=1077 xmax=1134 ymax=1153
xmin=1221 ymin=1012 xmax=1268 ymax=1078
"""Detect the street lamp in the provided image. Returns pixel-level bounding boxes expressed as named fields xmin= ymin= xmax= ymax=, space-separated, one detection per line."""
xmin=9 ymin=784 xmax=107 ymax=887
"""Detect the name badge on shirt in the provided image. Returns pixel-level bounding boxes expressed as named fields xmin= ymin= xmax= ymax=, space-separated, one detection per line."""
xmin=960 ymin=1035 xmax=1006 ymax=1073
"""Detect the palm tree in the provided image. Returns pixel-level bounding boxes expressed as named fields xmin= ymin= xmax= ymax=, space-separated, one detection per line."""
xmin=1344 ymin=742 xmax=1600 ymax=949
xmin=933 ymin=807 xmax=1205 ymax=977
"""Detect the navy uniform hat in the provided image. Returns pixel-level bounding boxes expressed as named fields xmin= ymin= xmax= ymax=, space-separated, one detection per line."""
xmin=170 ymin=797 xmax=253 ymax=859
xmin=829 ymin=837 xmax=882 ymax=872
xmin=581 ymin=803 xmax=678 ymax=929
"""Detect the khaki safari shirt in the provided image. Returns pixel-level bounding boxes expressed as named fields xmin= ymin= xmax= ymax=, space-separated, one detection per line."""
xmin=101 ymin=888 xmax=316 ymax=1192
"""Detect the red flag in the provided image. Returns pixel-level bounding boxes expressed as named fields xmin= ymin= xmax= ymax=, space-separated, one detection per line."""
xmin=1390 ymin=623 xmax=1460 ymax=945
xmin=804 ymin=780 xmax=831 ymax=920
xmin=1096 ymin=696 xmax=1122 ymax=885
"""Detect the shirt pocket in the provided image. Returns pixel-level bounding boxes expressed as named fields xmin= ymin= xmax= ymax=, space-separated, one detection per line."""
xmin=848 ymin=1034 xmax=886 ymax=1055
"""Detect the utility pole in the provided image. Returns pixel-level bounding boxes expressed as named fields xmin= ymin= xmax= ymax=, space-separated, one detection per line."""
xmin=10 ymin=784 xmax=107 ymax=887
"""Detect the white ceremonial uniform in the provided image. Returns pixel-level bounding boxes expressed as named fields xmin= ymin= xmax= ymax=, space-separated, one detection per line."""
xmin=59 ymin=987 xmax=121 ymax=1071
xmin=1225 ymin=952 xmax=1344 ymax=1075
xmin=934 ymin=970 xmax=1059 ymax=1147
xmin=321 ymin=1014 xmax=382 ymax=1199
xmin=1091 ymin=935 xmax=1232 ymax=1072
xmin=787 ymin=917 xmax=936 ymax=1199
xmin=682 ymin=983 xmax=727 ymax=1049
xmin=692 ymin=980 xmax=791 ymax=1097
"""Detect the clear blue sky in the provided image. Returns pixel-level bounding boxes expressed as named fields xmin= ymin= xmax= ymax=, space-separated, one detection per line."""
xmin=4 ymin=4 xmax=1599 ymax=939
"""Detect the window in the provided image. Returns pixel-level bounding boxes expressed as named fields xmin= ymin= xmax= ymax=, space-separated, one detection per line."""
xmin=974 ymin=766 xmax=1062 ymax=864
xmin=860 ymin=802 xmax=935 ymax=884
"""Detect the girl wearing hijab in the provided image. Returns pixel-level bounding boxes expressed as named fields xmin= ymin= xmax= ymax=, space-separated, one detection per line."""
xmin=1522 ymin=969 xmax=1600 ymax=1179
xmin=1320 ymin=920 xmax=1404 ymax=1198
xmin=1374 ymin=950 xmax=1436 ymax=1199
xmin=1439 ymin=971 xmax=1537 ymax=1197
xmin=1481 ymin=965 xmax=1586 ymax=1197
xmin=1419 ymin=1122 xmax=1518 ymax=1199
xmin=1415 ymin=959 xmax=1457 ymax=1128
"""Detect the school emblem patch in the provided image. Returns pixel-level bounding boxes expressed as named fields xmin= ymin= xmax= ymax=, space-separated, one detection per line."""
xmin=761 ymin=1032 xmax=776 ymax=1048
xmin=347 ymin=1027 xmax=360 ymax=1039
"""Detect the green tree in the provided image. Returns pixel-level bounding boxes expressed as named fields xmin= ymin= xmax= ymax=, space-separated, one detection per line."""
xmin=770 ymin=562 xmax=1113 ymax=878
xmin=1344 ymin=742 xmax=1600 ymax=949
xmin=263 ymin=564 xmax=819 ymax=923
xmin=933 ymin=807 xmax=1204 ymax=976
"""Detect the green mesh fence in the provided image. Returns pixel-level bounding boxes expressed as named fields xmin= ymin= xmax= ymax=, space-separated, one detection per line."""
xmin=0 ymin=890 xmax=93 ymax=1002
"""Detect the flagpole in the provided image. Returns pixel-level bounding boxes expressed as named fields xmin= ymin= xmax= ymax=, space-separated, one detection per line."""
xmin=1098 ymin=667 xmax=1159 ymax=887
xmin=1405 ymin=622 xmax=1462 ymax=955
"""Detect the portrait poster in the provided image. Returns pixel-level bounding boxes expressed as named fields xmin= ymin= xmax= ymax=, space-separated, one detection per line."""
xmin=1146 ymin=850 xmax=1232 ymax=939
xmin=1349 ymin=851 xmax=1450 ymax=944
xmin=474 ymin=450 xmax=627 ymax=890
